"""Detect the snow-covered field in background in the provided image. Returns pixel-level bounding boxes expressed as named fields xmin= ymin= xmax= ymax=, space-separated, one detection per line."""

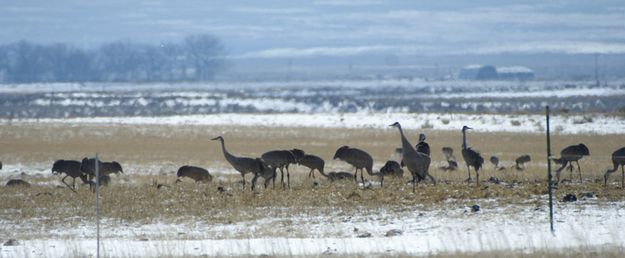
xmin=12 ymin=112 xmax=625 ymax=135
xmin=2 ymin=200 xmax=624 ymax=257
xmin=1 ymin=79 xmax=625 ymax=117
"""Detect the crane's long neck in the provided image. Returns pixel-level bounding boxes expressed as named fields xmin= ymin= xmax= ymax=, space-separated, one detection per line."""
xmin=218 ymin=139 xmax=237 ymax=164
xmin=397 ymin=125 xmax=413 ymax=152
xmin=318 ymin=170 xmax=330 ymax=178
xmin=607 ymin=160 xmax=619 ymax=173
xmin=462 ymin=130 xmax=468 ymax=150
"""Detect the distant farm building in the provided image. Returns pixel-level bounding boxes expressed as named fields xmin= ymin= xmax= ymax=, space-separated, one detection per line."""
xmin=459 ymin=65 xmax=534 ymax=80
xmin=496 ymin=66 xmax=535 ymax=80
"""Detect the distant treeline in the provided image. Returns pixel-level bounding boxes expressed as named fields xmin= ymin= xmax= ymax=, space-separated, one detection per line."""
xmin=0 ymin=34 xmax=224 ymax=83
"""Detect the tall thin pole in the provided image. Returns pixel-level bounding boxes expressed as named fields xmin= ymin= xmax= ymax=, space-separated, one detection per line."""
xmin=546 ymin=106 xmax=554 ymax=234
xmin=95 ymin=153 xmax=100 ymax=258
xmin=594 ymin=53 xmax=599 ymax=87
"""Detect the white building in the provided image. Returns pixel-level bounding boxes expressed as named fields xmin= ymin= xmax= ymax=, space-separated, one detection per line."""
xmin=459 ymin=65 xmax=534 ymax=80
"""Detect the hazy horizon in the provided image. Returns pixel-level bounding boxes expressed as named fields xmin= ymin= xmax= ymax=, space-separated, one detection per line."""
xmin=2 ymin=0 xmax=624 ymax=80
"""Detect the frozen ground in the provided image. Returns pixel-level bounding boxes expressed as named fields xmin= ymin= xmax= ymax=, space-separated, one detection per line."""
xmin=10 ymin=111 xmax=625 ymax=135
xmin=1 ymin=200 xmax=624 ymax=257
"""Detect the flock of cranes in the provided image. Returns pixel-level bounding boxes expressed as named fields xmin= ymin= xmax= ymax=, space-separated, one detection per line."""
xmin=207 ymin=122 xmax=625 ymax=193
xmin=3 ymin=122 xmax=625 ymax=193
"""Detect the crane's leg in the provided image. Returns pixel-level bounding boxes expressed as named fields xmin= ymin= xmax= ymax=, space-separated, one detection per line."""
xmin=555 ymin=162 xmax=566 ymax=185
xmin=241 ymin=174 xmax=246 ymax=191
xmin=279 ymin=166 xmax=284 ymax=188
xmin=279 ymin=167 xmax=286 ymax=189
xmin=61 ymin=176 xmax=77 ymax=193
xmin=621 ymin=165 xmax=625 ymax=188
xmin=286 ymin=165 xmax=291 ymax=189
xmin=72 ymin=177 xmax=76 ymax=190
xmin=412 ymin=174 xmax=417 ymax=193
xmin=264 ymin=174 xmax=272 ymax=189
xmin=476 ymin=169 xmax=480 ymax=187
xmin=380 ymin=174 xmax=384 ymax=187
xmin=251 ymin=174 xmax=258 ymax=191
xmin=576 ymin=161 xmax=582 ymax=183
xmin=353 ymin=168 xmax=358 ymax=183
xmin=360 ymin=168 xmax=365 ymax=186
xmin=465 ymin=164 xmax=472 ymax=183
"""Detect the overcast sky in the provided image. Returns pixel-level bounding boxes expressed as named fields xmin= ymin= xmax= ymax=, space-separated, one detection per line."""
xmin=2 ymin=0 xmax=624 ymax=59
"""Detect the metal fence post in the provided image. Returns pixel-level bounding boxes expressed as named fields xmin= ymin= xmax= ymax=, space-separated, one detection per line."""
xmin=546 ymin=106 xmax=554 ymax=234
xmin=95 ymin=153 xmax=101 ymax=258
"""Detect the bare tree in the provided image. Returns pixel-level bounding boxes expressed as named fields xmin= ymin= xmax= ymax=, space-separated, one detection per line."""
xmin=183 ymin=34 xmax=224 ymax=81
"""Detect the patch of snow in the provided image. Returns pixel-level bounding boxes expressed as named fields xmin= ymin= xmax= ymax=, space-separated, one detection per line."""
xmin=1 ymin=202 xmax=624 ymax=257
xmin=5 ymin=113 xmax=624 ymax=135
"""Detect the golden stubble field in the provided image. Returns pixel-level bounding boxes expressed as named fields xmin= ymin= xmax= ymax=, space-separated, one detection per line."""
xmin=1 ymin=122 xmax=624 ymax=177
xmin=1 ymin=122 xmax=625 ymax=225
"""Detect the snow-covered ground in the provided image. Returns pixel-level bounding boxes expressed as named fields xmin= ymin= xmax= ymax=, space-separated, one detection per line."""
xmin=1 ymin=200 xmax=624 ymax=257
xmin=1 ymin=79 xmax=624 ymax=117
xmin=10 ymin=112 xmax=624 ymax=135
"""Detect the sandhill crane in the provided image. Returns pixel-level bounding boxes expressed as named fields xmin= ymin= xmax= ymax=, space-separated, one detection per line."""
xmin=251 ymin=158 xmax=277 ymax=190
xmin=80 ymin=158 xmax=123 ymax=180
xmin=53 ymin=159 xmax=89 ymax=192
xmin=489 ymin=156 xmax=505 ymax=171
xmin=298 ymin=154 xmax=325 ymax=179
xmin=212 ymin=136 xmax=263 ymax=190
xmin=379 ymin=160 xmax=404 ymax=177
xmin=415 ymin=133 xmax=430 ymax=156
xmin=390 ymin=122 xmax=434 ymax=192
xmin=514 ymin=155 xmax=531 ymax=171
xmin=175 ymin=165 xmax=213 ymax=183
xmin=553 ymin=143 xmax=589 ymax=183
xmin=333 ymin=146 xmax=377 ymax=185
xmin=318 ymin=171 xmax=353 ymax=181
xmin=440 ymin=147 xmax=458 ymax=171
xmin=261 ymin=149 xmax=303 ymax=189
xmin=461 ymin=126 xmax=484 ymax=186
xmin=5 ymin=179 xmax=30 ymax=187
xmin=604 ymin=147 xmax=625 ymax=187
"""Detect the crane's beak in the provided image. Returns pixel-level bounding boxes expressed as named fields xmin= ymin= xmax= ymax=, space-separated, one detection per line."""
xmin=210 ymin=136 xmax=220 ymax=141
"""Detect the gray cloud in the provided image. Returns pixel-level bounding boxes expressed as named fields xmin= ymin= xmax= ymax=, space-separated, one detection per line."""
xmin=1 ymin=0 xmax=624 ymax=57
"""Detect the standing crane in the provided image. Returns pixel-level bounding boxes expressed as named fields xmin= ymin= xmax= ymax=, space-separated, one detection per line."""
xmin=390 ymin=122 xmax=434 ymax=192
xmin=461 ymin=126 xmax=484 ymax=186
xmin=553 ymin=143 xmax=590 ymax=184
xmin=212 ymin=136 xmax=263 ymax=190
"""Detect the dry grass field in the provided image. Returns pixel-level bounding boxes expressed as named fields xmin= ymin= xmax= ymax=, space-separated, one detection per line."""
xmin=1 ymin=121 xmax=624 ymax=183
xmin=1 ymin=122 xmax=625 ymax=257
